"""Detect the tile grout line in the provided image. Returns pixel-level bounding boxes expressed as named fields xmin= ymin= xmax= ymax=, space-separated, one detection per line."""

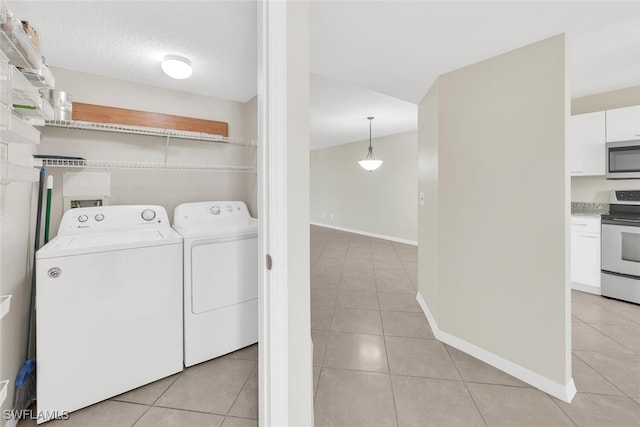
xmin=151 ymin=403 xmax=227 ymax=417
xmin=443 ymin=344 xmax=489 ymax=427
xmin=371 ymin=236 xmax=402 ymax=427
xmin=320 ymin=234 xmax=345 ymax=371
xmin=224 ymin=362 xmax=258 ymax=419
xmin=382 ymin=334 xmax=402 ymax=427
xmin=129 ymin=372 xmax=183 ymax=426
xmin=572 ymin=351 xmax=630 ymax=398
xmin=580 ymin=321 xmax=640 ymax=356
xmin=548 ymin=393 xmax=579 ymax=427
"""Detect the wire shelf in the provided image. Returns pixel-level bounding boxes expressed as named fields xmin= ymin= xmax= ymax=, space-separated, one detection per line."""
xmin=44 ymin=120 xmax=256 ymax=146
xmin=39 ymin=158 xmax=256 ymax=173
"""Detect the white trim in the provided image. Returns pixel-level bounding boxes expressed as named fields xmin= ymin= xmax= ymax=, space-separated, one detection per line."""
xmin=5 ymin=418 xmax=18 ymax=427
xmin=416 ymin=292 xmax=576 ymax=403
xmin=258 ymin=1 xmax=289 ymax=426
xmin=310 ymin=222 xmax=417 ymax=246
xmin=571 ymin=282 xmax=601 ymax=296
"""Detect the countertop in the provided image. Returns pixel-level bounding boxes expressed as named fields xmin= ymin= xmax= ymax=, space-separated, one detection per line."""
xmin=571 ymin=202 xmax=608 ymax=217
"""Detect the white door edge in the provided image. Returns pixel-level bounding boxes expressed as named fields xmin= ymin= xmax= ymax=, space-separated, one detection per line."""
xmin=258 ymin=1 xmax=289 ymax=426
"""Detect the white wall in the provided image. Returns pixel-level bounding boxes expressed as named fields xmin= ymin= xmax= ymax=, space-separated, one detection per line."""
xmin=40 ymin=67 xmax=257 ymax=235
xmin=257 ymin=1 xmax=313 ymax=424
xmin=310 ymin=131 xmax=417 ymax=242
xmin=418 ymin=34 xmax=573 ymax=401
xmin=570 ymin=86 xmax=640 ymax=202
xmin=0 ymin=142 xmax=37 ymax=420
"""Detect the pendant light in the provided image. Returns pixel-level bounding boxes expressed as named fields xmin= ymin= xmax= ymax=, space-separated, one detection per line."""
xmin=358 ymin=116 xmax=383 ymax=172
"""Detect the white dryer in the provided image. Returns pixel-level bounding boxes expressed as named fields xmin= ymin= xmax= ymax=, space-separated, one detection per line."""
xmin=173 ymin=201 xmax=258 ymax=367
xmin=36 ymin=205 xmax=183 ymax=423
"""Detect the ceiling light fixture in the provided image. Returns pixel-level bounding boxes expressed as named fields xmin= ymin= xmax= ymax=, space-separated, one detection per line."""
xmin=358 ymin=116 xmax=383 ymax=172
xmin=161 ymin=56 xmax=193 ymax=79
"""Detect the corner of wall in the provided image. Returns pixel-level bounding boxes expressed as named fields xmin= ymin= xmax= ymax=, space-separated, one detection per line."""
xmin=417 ymin=78 xmax=440 ymax=322
xmin=415 ymin=292 xmax=577 ymax=403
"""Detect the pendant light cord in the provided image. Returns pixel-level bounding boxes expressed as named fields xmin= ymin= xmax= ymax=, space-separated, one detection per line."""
xmin=367 ymin=116 xmax=374 ymax=159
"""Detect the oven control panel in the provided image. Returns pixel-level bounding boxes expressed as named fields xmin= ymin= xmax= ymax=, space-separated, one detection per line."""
xmin=611 ymin=191 xmax=640 ymax=205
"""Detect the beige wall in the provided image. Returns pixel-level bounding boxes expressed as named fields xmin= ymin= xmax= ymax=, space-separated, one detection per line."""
xmin=310 ymin=131 xmax=418 ymax=242
xmin=286 ymin=1 xmax=313 ymax=424
xmin=570 ymin=86 xmax=640 ymax=203
xmin=40 ymin=68 xmax=257 ymax=236
xmin=417 ymin=82 xmax=439 ymax=320
xmin=572 ymin=86 xmax=640 ymax=115
xmin=418 ymin=34 xmax=572 ymax=395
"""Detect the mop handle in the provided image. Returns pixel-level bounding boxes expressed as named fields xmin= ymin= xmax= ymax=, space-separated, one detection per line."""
xmin=44 ymin=175 xmax=53 ymax=244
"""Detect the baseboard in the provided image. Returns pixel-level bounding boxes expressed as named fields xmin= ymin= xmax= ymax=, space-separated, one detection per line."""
xmin=571 ymin=282 xmax=601 ymax=296
xmin=310 ymin=222 xmax=417 ymax=246
xmin=416 ymin=292 xmax=576 ymax=403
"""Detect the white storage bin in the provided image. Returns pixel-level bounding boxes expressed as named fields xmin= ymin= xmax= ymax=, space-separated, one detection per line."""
xmin=10 ymin=65 xmax=41 ymax=110
xmin=0 ymin=294 xmax=11 ymax=319
xmin=0 ymin=379 xmax=9 ymax=407
xmin=0 ymin=107 xmax=41 ymax=144
xmin=0 ymin=15 xmax=41 ymax=70
xmin=0 ymin=159 xmax=38 ymax=184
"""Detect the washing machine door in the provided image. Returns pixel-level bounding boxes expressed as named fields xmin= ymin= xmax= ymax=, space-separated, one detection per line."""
xmin=191 ymin=235 xmax=258 ymax=313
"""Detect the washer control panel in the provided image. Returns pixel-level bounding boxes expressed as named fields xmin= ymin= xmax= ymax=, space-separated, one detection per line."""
xmin=58 ymin=205 xmax=171 ymax=236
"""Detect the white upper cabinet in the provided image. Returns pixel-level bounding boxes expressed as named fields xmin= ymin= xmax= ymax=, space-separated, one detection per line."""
xmin=569 ymin=111 xmax=606 ymax=176
xmin=606 ymin=105 xmax=640 ymax=142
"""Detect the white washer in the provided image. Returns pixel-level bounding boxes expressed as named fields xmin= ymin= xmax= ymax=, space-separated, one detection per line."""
xmin=36 ymin=205 xmax=183 ymax=423
xmin=173 ymin=201 xmax=258 ymax=367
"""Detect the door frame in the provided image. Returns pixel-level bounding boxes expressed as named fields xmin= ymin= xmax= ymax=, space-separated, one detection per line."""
xmin=257 ymin=1 xmax=290 ymax=426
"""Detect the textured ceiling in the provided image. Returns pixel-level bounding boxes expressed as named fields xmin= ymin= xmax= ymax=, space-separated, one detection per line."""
xmin=6 ymin=1 xmax=257 ymax=102
xmin=5 ymin=1 xmax=640 ymax=150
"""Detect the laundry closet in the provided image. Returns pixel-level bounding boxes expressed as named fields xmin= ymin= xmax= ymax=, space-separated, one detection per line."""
xmin=0 ymin=1 xmax=260 ymax=424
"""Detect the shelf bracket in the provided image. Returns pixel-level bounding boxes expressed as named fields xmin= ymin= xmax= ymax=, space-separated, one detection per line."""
xmin=164 ymin=134 xmax=170 ymax=165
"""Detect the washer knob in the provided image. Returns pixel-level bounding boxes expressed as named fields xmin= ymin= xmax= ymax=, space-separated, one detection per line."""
xmin=210 ymin=206 xmax=220 ymax=215
xmin=227 ymin=205 xmax=233 ymax=213
xmin=95 ymin=214 xmax=105 ymax=222
xmin=141 ymin=209 xmax=156 ymax=221
xmin=78 ymin=215 xmax=88 ymax=223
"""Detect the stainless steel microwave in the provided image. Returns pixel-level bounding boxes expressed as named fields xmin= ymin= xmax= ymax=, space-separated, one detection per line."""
xmin=606 ymin=140 xmax=640 ymax=179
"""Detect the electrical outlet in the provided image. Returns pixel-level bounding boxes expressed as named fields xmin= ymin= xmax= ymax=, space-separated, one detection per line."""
xmin=419 ymin=192 xmax=425 ymax=206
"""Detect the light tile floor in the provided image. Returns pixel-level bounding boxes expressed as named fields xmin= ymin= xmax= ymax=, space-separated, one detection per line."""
xmin=310 ymin=225 xmax=640 ymax=427
xmin=17 ymin=345 xmax=258 ymax=427
xmin=17 ymin=225 xmax=640 ymax=426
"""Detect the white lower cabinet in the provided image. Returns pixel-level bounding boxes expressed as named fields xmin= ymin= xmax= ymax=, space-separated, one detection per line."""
xmin=570 ymin=216 xmax=601 ymax=295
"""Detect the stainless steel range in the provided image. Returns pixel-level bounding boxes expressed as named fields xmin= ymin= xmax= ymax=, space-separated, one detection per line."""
xmin=601 ymin=190 xmax=640 ymax=304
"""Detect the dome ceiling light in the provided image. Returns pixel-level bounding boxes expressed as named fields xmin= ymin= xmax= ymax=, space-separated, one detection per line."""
xmin=161 ymin=56 xmax=193 ymax=80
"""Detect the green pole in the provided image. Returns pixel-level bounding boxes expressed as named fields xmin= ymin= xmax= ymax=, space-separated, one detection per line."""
xmin=44 ymin=175 xmax=53 ymax=244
